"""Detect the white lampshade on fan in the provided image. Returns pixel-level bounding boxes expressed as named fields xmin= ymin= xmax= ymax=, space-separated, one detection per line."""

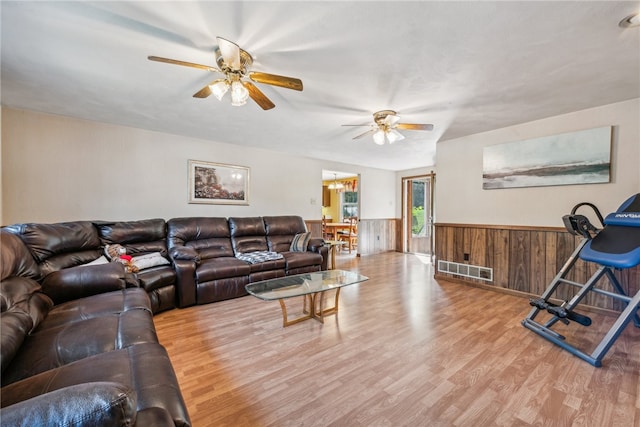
xmin=230 ymin=81 xmax=249 ymax=106
xmin=386 ymin=128 xmax=405 ymax=144
xmin=209 ymin=80 xmax=230 ymax=101
xmin=373 ymin=130 xmax=386 ymax=145
xmin=372 ymin=128 xmax=405 ymax=144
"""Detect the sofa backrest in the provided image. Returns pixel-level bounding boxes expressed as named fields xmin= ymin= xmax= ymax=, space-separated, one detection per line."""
xmin=166 ymin=217 xmax=234 ymax=260
xmin=263 ymin=216 xmax=308 ymax=252
xmin=1 ymin=228 xmax=41 ymax=282
xmin=5 ymin=221 xmax=102 ymax=277
xmin=228 ymin=217 xmax=269 ymax=254
xmin=96 ymin=218 xmax=167 ymax=256
xmin=0 ymin=230 xmax=53 ymax=374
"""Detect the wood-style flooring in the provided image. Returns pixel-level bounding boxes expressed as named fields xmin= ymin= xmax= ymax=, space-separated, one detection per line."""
xmin=154 ymin=252 xmax=640 ymax=427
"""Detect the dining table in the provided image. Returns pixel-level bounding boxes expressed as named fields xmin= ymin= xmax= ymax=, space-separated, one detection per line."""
xmin=324 ymin=222 xmax=352 ymax=238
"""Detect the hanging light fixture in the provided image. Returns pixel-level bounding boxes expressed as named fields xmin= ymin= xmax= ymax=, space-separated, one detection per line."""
xmin=327 ymin=173 xmax=345 ymax=191
xmin=209 ymin=79 xmax=230 ymax=101
xmin=372 ymin=126 xmax=405 ymax=145
xmin=209 ymin=75 xmax=249 ymax=107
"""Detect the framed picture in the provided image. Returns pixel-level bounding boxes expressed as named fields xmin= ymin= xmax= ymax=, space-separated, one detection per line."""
xmin=188 ymin=160 xmax=249 ymax=205
xmin=482 ymin=126 xmax=612 ymax=190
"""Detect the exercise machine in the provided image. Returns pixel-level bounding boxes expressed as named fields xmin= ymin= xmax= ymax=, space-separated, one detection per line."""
xmin=522 ymin=193 xmax=640 ymax=367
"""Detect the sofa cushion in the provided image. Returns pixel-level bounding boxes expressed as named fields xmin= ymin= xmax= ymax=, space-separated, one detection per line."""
xmin=0 ymin=275 xmax=53 ymax=375
xmin=0 ymin=343 xmax=191 ymax=427
xmin=1 ymin=229 xmax=41 ymax=282
xmin=263 ymin=216 xmax=308 ymax=252
xmin=5 ymin=221 xmax=102 ymax=276
xmin=229 ymin=217 xmax=269 ymax=254
xmin=96 ymin=218 xmax=168 ymax=256
xmin=136 ymin=266 xmax=175 ymax=292
xmin=0 ymin=382 xmax=137 ymax=427
xmin=195 ymin=257 xmax=251 ymax=282
xmin=281 ymin=251 xmax=323 ymax=270
xmin=2 ymin=309 xmax=158 ymax=386
xmin=36 ymin=288 xmax=151 ymax=331
xmin=41 ymin=261 xmax=132 ymax=305
xmin=1 ymin=310 xmax=32 ymax=375
xmin=167 ymin=217 xmax=235 ymax=259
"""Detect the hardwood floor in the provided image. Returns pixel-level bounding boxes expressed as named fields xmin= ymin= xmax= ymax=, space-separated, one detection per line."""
xmin=154 ymin=252 xmax=640 ymax=427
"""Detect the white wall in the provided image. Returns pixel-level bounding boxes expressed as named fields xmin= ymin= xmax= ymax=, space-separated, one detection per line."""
xmin=1 ymin=107 xmax=396 ymax=225
xmin=435 ymin=98 xmax=640 ymax=227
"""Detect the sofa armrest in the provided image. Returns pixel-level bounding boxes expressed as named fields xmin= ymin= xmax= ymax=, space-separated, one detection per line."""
xmin=307 ymin=238 xmax=325 ymax=253
xmin=171 ymin=259 xmax=197 ymax=308
xmin=42 ymin=262 xmax=135 ymax=305
xmin=308 ymin=238 xmax=329 ymax=270
xmin=0 ymin=382 xmax=136 ymax=427
xmin=169 ymin=246 xmax=200 ymax=262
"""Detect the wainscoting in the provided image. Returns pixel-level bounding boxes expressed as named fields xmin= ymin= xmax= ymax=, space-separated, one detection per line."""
xmin=306 ymin=218 xmax=401 ymax=256
xmin=434 ymin=223 xmax=640 ymax=312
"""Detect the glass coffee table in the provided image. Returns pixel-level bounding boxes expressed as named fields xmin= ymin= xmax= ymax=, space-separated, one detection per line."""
xmin=245 ymin=270 xmax=369 ymax=327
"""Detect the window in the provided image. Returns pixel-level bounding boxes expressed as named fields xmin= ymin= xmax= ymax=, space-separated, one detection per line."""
xmin=341 ymin=191 xmax=358 ymax=221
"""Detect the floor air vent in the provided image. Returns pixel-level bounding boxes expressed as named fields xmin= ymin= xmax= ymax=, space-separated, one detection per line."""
xmin=437 ymin=260 xmax=493 ymax=282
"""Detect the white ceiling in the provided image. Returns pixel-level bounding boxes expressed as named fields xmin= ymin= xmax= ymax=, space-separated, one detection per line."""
xmin=2 ymin=1 xmax=639 ymax=172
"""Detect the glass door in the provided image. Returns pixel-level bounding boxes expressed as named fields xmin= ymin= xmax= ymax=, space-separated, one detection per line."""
xmin=402 ymin=173 xmax=434 ymax=257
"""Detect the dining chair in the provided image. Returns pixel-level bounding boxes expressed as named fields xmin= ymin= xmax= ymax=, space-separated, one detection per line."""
xmin=339 ymin=217 xmax=358 ymax=253
xmin=322 ymin=215 xmax=334 ymax=240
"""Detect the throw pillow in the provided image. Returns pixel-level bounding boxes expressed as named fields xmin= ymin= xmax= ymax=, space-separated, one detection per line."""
xmin=79 ymin=255 xmax=110 ymax=267
xmin=290 ymin=232 xmax=311 ymax=252
xmin=131 ymin=252 xmax=170 ymax=271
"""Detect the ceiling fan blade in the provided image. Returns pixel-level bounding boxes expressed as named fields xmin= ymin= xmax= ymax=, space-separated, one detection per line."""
xmin=249 ymin=72 xmax=303 ymax=91
xmin=352 ymin=129 xmax=375 ymax=140
xmin=148 ymin=56 xmax=219 ymax=72
xmin=216 ymin=37 xmax=241 ymax=69
xmin=242 ymin=81 xmax=275 ymax=110
xmin=396 ymin=123 xmax=435 ymax=131
xmin=342 ymin=123 xmax=371 ymax=127
xmin=193 ymin=85 xmax=212 ymax=99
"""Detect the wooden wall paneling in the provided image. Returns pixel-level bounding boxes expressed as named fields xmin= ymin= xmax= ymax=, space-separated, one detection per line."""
xmin=529 ymin=231 xmax=547 ymax=297
xmin=508 ymin=230 xmax=531 ymax=293
xmin=357 ymin=219 xmax=397 ymax=256
xmin=453 ymin=227 xmax=465 ymax=263
xmin=554 ymin=231 xmax=576 ymax=304
xmin=305 ymin=220 xmax=323 ymax=239
xmin=492 ymin=229 xmax=510 ymax=289
xmin=433 ymin=222 xmax=640 ymax=312
xmin=469 ymin=227 xmax=487 ymax=285
xmin=543 ymin=232 xmax=558 ymax=291
xmin=358 ymin=220 xmax=370 ymax=255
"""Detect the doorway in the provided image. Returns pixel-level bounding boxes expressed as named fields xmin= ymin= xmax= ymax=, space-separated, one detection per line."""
xmin=402 ymin=173 xmax=435 ymax=258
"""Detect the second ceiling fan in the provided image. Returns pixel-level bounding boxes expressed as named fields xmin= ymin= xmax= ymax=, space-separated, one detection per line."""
xmin=343 ymin=110 xmax=434 ymax=145
xmin=148 ymin=37 xmax=303 ymax=110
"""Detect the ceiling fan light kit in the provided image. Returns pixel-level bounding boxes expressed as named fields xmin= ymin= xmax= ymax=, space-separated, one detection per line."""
xmin=148 ymin=36 xmax=303 ymax=110
xmin=344 ymin=109 xmax=433 ymax=145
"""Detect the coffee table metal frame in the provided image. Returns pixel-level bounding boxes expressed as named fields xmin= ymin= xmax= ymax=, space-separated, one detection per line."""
xmin=245 ymin=270 xmax=369 ymax=327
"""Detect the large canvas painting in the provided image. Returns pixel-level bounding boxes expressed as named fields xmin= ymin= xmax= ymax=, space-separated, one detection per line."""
xmin=482 ymin=126 xmax=612 ymax=190
xmin=188 ymin=160 xmax=249 ymax=204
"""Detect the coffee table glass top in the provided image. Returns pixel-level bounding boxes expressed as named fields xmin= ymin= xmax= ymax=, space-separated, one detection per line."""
xmin=245 ymin=270 xmax=368 ymax=301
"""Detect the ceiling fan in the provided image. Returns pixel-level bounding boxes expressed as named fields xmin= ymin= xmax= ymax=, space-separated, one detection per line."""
xmin=343 ymin=110 xmax=434 ymax=145
xmin=148 ymin=37 xmax=303 ymax=110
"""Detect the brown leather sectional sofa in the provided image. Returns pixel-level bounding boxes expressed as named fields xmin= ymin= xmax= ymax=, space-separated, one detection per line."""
xmin=1 ymin=215 xmax=327 ymax=426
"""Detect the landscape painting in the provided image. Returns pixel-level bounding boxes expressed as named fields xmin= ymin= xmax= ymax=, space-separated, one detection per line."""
xmin=482 ymin=126 xmax=612 ymax=190
xmin=188 ymin=160 xmax=249 ymax=204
